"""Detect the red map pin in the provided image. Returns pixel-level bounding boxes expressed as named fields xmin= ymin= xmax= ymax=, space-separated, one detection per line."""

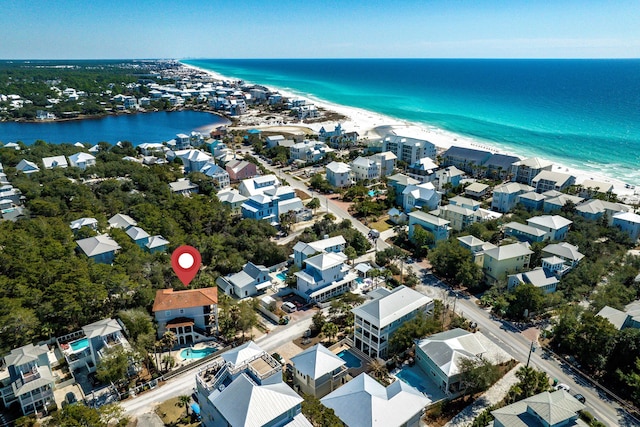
xmin=171 ymin=245 xmax=201 ymax=287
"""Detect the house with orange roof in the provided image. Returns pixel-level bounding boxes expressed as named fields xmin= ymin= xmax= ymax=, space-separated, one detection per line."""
xmin=152 ymin=288 xmax=218 ymax=345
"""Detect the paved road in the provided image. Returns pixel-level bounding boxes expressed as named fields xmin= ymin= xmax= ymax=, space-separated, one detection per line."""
xmin=122 ymin=316 xmax=313 ymax=418
xmin=125 ymin=158 xmax=631 ymax=424
xmin=268 ymin=159 xmax=631 ymax=425
xmin=419 ymin=273 xmax=634 ymax=427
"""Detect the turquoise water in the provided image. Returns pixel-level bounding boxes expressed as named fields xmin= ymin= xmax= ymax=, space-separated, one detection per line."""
xmin=395 ymin=367 xmax=427 ymax=392
xmin=70 ymin=338 xmax=89 ymax=352
xmin=355 ymin=277 xmax=364 ymax=284
xmin=0 ymin=111 xmax=229 ymax=146
xmin=276 ymin=272 xmax=287 ymax=281
xmin=180 ymin=347 xmax=216 ymax=359
xmin=185 ymin=59 xmax=640 ymax=185
xmin=336 ymin=349 xmax=361 ymax=368
xmin=368 ymin=190 xmax=376 ymax=197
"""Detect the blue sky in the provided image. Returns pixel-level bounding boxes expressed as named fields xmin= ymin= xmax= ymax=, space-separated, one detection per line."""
xmin=1 ymin=0 xmax=639 ymax=59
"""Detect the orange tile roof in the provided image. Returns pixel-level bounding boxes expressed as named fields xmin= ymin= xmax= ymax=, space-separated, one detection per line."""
xmin=152 ymin=288 xmax=218 ymax=312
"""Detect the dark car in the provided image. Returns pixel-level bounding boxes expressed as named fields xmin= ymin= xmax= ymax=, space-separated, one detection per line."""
xmin=191 ymin=392 xmax=199 ymax=403
xmin=573 ymin=393 xmax=586 ymax=404
xmin=65 ymin=392 xmax=77 ymax=405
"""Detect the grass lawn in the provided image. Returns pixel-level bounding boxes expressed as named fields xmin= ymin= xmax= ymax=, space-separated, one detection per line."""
xmin=156 ymin=396 xmax=200 ymax=427
xmin=368 ymin=216 xmax=393 ymax=232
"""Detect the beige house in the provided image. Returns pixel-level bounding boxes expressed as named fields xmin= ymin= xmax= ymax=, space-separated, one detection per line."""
xmin=482 ymin=242 xmax=533 ymax=283
xmin=290 ymin=344 xmax=348 ymax=398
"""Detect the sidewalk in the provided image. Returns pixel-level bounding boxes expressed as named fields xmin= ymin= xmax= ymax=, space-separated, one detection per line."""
xmin=442 ymin=363 xmax=522 ymax=427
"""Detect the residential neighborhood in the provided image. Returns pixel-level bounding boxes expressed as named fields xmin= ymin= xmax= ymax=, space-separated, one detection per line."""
xmin=1 ymin=61 xmax=638 ymax=427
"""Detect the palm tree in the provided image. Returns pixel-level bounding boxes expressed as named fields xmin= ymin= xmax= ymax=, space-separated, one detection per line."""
xmin=161 ymin=331 xmax=177 ymax=358
xmin=176 ymin=394 xmax=192 ymax=417
xmin=368 ymin=359 xmax=389 ymax=385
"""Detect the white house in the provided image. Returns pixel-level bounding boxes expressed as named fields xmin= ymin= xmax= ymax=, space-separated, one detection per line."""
xmin=415 ymin=328 xmax=488 ymax=396
xmin=382 ymin=134 xmax=437 ymax=164
xmin=295 ymin=252 xmax=357 ymax=303
xmin=325 ymin=161 xmax=353 ymax=188
xmin=352 ymin=286 xmax=434 ymax=359
xmin=293 ymin=235 xmax=347 ymax=268
xmin=195 ymin=341 xmax=310 ymax=427
xmin=290 ymin=344 xmax=348 ymax=398
xmin=68 ymin=152 xmax=96 ymax=170
xmin=42 ymin=155 xmax=68 ymax=169
xmin=612 ymin=211 xmax=640 ymax=243
xmin=402 ymin=182 xmax=441 ymax=212
xmin=321 ymin=372 xmax=430 ymax=427
xmin=238 ymin=174 xmax=280 ymax=197
xmin=199 ymin=162 xmax=231 ymax=189
xmin=216 ymin=262 xmax=272 ymax=298
xmin=16 ymin=159 xmax=39 ymax=175
xmin=370 ymin=151 xmax=397 ymax=177
xmin=531 ymin=170 xmax=575 ymax=193
xmin=350 ymin=156 xmax=380 ymax=182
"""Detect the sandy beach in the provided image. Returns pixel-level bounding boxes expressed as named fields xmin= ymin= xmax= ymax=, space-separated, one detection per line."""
xmin=183 ymin=62 xmax=639 ymax=204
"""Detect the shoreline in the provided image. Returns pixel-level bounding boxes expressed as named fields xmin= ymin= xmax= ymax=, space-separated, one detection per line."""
xmin=182 ymin=61 xmax=639 ymax=202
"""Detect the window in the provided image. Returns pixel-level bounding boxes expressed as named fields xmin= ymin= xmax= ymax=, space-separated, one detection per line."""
xmin=179 ymin=309 xmax=184 ymax=315
xmin=165 ymin=311 xmax=171 ymax=317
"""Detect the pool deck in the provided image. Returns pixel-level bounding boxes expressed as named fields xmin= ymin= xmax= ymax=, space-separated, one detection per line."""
xmin=391 ymin=364 xmax=447 ymax=403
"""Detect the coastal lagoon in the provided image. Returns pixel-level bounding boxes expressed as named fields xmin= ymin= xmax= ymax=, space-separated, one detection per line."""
xmin=186 ymin=59 xmax=640 ymax=186
xmin=0 ymin=111 xmax=229 ymax=146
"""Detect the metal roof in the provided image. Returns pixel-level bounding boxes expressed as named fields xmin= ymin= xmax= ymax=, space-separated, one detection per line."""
xmin=290 ymin=344 xmax=345 ymax=380
xmin=321 ymin=372 xmax=430 ymax=427
xmin=351 ymin=285 xmax=433 ymax=328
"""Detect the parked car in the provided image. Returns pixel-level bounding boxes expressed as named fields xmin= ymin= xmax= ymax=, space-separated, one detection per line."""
xmin=282 ymin=302 xmax=297 ymax=313
xmin=573 ymin=393 xmax=586 ymax=403
xmin=65 ymin=392 xmax=77 ymax=405
xmin=554 ymin=383 xmax=570 ymax=392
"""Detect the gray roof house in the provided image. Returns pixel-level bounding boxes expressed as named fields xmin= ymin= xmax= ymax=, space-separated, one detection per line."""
xmin=195 ymin=341 xmax=312 ymax=427
xmin=292 ymin=235 xmax=347 ymax=268
xmin=0 ymin=343 xmax=56 ymax=416
xmin=42 ymin=155 xmax=68 ymax=169
xmin=321 ymin=372 xmax=430 ymax=427
xmin=216 ymin=262 xmax=272 ymax=298
xmin=352 ymin=286 xmax=434 ymax=359
xmin=492 ymin=389 xmax=587 ymax=427
xmin=108 ymin=213 xmax=137 ymax=229
xmin=16 ymin=159 xmax=39 ymax=175
xmin=290 ymin=344 xmax=347 ymax=398
xmin=76 ymin=234 xmax=121 ymax=264
xmin=69 ymin=217 xmax=98 ymax=231
xmin=415 ymin=328 xmax=488 ymax=396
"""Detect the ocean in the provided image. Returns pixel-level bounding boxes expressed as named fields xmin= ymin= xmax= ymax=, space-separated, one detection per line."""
xmin=184 ymin=59 xmax=640 ymax=186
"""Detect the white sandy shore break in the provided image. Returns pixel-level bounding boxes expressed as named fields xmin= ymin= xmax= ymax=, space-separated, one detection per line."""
xmin=181 ymin=62 xmax=639 ymax=203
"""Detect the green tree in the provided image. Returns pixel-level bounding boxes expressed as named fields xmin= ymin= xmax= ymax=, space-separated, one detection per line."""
xmin=311 ymin=311 xmax=326 ymax=333
xmin=176 ymin=394 xmax=192 ymax=417
xmin=117 ymin=308 xmax=153 ymax=341
xmin=301 ymin=394 xmax=344 ymax=427
xmin=96 ymin=347 xmax=130 ymax=387
xmin=412 ymin=224 xmax=434 ymax=257
xmin=505 ymin=283 xmax=545 ymax=320
xmin=307 ymin=197 xmax=321 ymax=212
xmin=460 ymin=357 xmax=501 ymax=393
xmin=321 ymin=322 xmax=339 ymax=343
xmin=368 ymin=359 xmax=390 ymax=385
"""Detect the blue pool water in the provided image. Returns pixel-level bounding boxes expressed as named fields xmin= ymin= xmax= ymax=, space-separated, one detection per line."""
xmin=337 ymin=350 xmax=362 ymax=368
xmin=368 ymin=190 xmax=376 ymax=197
xmin=180 ymin=347 xmax=216 ymax=360
xmin=276 ymin=272 xmax=287 ymax=281
xmin=395 ymin=367 xmax=427 ymax=392
xmin=70 ymin=338 xmax=89 ymax=352
xmin=355 ymin=277 xmax=364 ymax=284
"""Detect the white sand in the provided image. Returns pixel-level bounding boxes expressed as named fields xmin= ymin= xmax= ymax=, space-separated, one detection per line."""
xmin=182 ymin=62 xmax=639 ymax=203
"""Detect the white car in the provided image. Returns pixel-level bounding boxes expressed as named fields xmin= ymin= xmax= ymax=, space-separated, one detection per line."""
xmin=554 ymin=383 xmax=570 ymax=392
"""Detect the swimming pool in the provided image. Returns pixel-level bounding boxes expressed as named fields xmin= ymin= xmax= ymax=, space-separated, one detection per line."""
xmin=355 ymin=277 xmax=364 ymax=284
xmin=368 ymin=190 xmax=376 ymax=197
xmin=276 ymin=272 xmax=287 ymax=281
xmin=180 ymin=347 xmax=216 ymax=359
xmin=69 ymin=338 xmax=89 ymax=352
xmin=394 ymin=366 xmax=427 ymax=392
xmin=337 ymin=350 xmax=362 ymax=368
